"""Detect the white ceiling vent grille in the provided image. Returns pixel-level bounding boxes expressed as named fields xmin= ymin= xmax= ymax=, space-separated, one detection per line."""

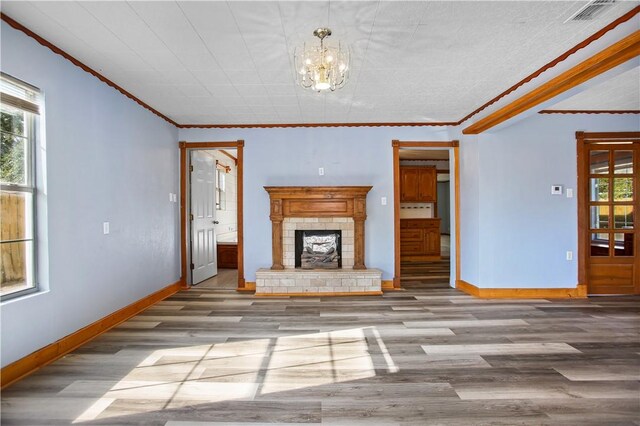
xmin=565 ymin=0 xmax=616 ymax=22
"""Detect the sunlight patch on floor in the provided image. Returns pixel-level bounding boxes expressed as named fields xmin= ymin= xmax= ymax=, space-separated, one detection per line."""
xmin=74 ymin=327 xmax=388 ymax=423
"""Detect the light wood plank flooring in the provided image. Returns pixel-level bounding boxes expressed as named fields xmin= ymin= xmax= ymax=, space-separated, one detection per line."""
xmin=2 ymin=270 xmax=639 ymax=425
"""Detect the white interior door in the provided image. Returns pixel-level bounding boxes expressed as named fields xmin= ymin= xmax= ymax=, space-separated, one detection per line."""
xmin=190 ymin=150 xmax=218 ymax=284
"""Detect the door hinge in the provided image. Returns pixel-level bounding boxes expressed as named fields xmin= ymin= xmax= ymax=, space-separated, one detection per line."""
xmin=190 ymin=263 xmax=194 ymax=270
xmin=190 ymin=214 xmax=194 ymax=221
xmin=189 ymin=165 xmax=194 ymax=172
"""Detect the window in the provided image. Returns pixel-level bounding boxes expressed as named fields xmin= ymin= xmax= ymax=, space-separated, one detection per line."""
xmin=216 ymin=168 xmax=226 ymax=210
xmin=1 ymin=73 xmax=41 ymax=300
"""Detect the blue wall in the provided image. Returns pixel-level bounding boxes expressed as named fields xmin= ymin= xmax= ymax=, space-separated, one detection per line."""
xmin=1 ymin=22 xmax=180 ymax=366
xmin=179 ymin=126 xmax=454 ymax=282
xmin=462 ymin=113 xmax=640 ymax=288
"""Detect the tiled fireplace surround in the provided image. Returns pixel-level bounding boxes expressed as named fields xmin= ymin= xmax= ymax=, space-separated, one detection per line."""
xmin=256 ymin=186 xmax=382 ymax=296
xmin=283 ymin=217 xmax=354 ymax=268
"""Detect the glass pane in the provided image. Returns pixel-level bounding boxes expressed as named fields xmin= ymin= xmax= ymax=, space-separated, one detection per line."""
xmin=590 ymin=150 xmax=609 ymax=174
xmin=590 ymin=205 xmax=610 ymax=229
xmin=590 ymin=178 xmax=609 ymax=202
xmin=614 ymin=205 xmax=634 ymax=229
xmin=0 ymin=240 xmax=34 ymax=296
xmin=590 ymin=233 xmax=610 ymax=257
xmin=614 ymin=233 xmax=634 ymax=257
xmin=0 ymin=190 xmax=33 ymax=240
xmin=0 ymin=105 xmax=26 ymax=136
xmin=613 ymin=178 xmax=633 ymax=202
xmin=614 ymin=150 xmax=633 ymax=174
xmin=0 ymin=132 xmax=27 ymax=185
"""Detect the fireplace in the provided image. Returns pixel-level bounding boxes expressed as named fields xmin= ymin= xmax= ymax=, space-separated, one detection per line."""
xmin=295 ymin=230 xmax=342 ymax=269
xmin=257 ymin=186 xmax=381 ymax=297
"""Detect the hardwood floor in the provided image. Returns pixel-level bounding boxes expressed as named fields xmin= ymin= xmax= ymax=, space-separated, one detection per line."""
xmin=401 ymin=259 xmax=451 ymax=289
xmin=2 ymin=270 xmax=639 ymax=425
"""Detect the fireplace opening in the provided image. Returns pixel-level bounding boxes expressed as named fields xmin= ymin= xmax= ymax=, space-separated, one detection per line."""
xmin=295 ymin=230 xmax=342 ymax=269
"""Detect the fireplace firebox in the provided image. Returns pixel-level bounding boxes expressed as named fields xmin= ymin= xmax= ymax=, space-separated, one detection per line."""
xmin=295 ymin=230 xmax=342 ymax=269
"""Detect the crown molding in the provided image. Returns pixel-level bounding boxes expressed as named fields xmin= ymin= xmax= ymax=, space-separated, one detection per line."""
xmin=0 ymin=13 xmax=179 ymax=127
xmin=463 ymin=30 xmax=640 ymax=134
xmin=3 ymin=6 xmax=638 ymax=131
xmin=456 ymin=5 xmax=640 ymax=126
xmin=539 ymin=109 xmax=640 ymax=114
xmin=177 ymin=122 xmax=456 ymax=129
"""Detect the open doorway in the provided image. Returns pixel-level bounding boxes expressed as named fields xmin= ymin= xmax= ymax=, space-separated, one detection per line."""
xmin=179 ymin=141 xmax=245 ymax=291
xmin=392 ymin=141 xmax=460 ymax=290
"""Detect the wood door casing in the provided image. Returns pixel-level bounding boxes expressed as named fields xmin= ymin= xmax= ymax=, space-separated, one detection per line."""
xmin=578 ymin=132 xmax=640 ymax=295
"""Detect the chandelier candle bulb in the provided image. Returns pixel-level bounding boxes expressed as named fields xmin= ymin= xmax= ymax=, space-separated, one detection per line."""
xmin=294 ymin=27 xmax=350 ymax=92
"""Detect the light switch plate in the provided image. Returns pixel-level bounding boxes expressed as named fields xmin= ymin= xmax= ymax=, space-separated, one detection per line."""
xmin=381 ymin=196 xmax=387 ymax=205
xmin=566 ymin=188 xmax=573 ymax=198
xmin=103 ymin=222 xmax=110 ymax=235
xmin=318 ymin=167 xmax=325 ymax=176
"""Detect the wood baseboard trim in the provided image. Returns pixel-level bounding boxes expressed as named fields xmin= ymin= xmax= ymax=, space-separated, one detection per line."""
xmin=382 ymin=280 xmax=403 ymax=291
xmin=238 ymin=281 xmax=256 ymax=292
xmin=456 ymin=280 xmax=587 ymax=299
xmin=255 ymin=291 xmax=383 ymax=297
xmin=0 ymin=281 xmax=181 ymax=389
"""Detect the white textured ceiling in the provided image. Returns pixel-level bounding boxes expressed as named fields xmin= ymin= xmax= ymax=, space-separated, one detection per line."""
xmin=548 ymin=66 xmax=640 ymax=110
xmin=2 ymin=1 xmax=638 ymax=125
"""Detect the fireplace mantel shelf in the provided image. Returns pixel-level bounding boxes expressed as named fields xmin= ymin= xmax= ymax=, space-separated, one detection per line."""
xmin=264 ymin=186 xmax=373 ymax=270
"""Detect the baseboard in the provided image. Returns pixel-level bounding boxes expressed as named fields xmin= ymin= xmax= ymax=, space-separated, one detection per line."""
xmin=456 ymin=280 xmax=587 ymax=299
xmin=255 ymin=291 xmax=383 ymax=297
xmin=238 ymin=281 xmax=256 ymax=292
xmin=382 ymin=280 xmax=403 ymax=291
xmin=0 ymin=280 xmax=181 ymax=389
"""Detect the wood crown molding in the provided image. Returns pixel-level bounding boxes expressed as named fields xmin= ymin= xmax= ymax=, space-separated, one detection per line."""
xmin=1 ymin=281 xmax=181 ymax=389
xmin=463 ymin=30 xmax=640 ymax=134
xmin=456 ymin=6 xmax=640 ymax=126
xmin=540 ymin=110 xmax=640 ymax=114
xmin=456 ymin=280 xmax=587 ymax=299
xmin=3 ymin=6 xmax=637 ymax=131
xmin=178 ymin=122 xmax=457 ymax=129
xmin=0 ymin=13 xmax=178 ymax=127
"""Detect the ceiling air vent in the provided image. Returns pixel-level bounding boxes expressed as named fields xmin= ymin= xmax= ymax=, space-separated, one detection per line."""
xmin=565 ymin=0 xmax=616 ymax=22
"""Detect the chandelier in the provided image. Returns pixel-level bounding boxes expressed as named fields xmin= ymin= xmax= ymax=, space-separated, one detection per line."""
xmin=294 ymin=28 xmax=350 ymax=92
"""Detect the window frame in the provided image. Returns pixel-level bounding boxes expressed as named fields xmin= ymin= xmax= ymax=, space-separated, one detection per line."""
xmin=1 ymin=73 xmax=40 ymax=302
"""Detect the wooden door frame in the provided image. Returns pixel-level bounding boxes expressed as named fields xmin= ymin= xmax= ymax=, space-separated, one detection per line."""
xmin=392 ymin=140 xmax=461 ymax=288
xmin=179 ymin=140 xmax=246 ymax=291
xmin=576 ymin=131 xmax=640 ymax=294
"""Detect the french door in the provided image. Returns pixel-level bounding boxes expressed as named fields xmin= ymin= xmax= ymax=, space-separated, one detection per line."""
xmin=578 ymin=132 xmax=640 ymax=295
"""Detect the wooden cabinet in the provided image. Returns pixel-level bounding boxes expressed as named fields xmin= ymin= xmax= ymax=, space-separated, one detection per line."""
xmin=400 ymin=219 xmax=441 ymax=261
xmin=217 ymin=243 xmax=238 ymax=269
xmin=400 ymin=167 xmax=436 ymax=202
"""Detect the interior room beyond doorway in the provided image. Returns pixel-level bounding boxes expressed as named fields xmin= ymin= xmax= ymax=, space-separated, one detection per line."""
xmin=399 ymin=148 xmax=452 ymax=289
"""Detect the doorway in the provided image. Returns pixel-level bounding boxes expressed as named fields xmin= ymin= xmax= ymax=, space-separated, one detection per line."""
xmin=577 ymin=132 xmax=639 ymax=295
xmin=392 ymin=140 xmax=460 ymax=290
xmin=179 ymin=141 xmax=246 ymax=290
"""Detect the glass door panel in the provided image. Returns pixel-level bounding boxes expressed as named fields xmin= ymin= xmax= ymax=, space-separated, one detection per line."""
xmin=614 ymin=150 xmax=633 ymax=174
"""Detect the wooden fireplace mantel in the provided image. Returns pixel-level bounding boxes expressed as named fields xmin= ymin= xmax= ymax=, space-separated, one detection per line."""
xmin=264 ymin=186 xmax=372 ymax=270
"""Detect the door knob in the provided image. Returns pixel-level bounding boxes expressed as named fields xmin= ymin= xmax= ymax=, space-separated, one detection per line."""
xmin=213 ymin=220 xmax=219 ymax=224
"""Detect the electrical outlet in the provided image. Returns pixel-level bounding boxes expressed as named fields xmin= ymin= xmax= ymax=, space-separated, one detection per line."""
xmin=103 ymin=222 xmax=110 ymax=235
xmin=169 ymin=193 xmax=173 ymax=202
xmin=566 ymin=251 xmax=573 ymax=261
xmin=318 ymin=167 xmax=325 ymax=176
